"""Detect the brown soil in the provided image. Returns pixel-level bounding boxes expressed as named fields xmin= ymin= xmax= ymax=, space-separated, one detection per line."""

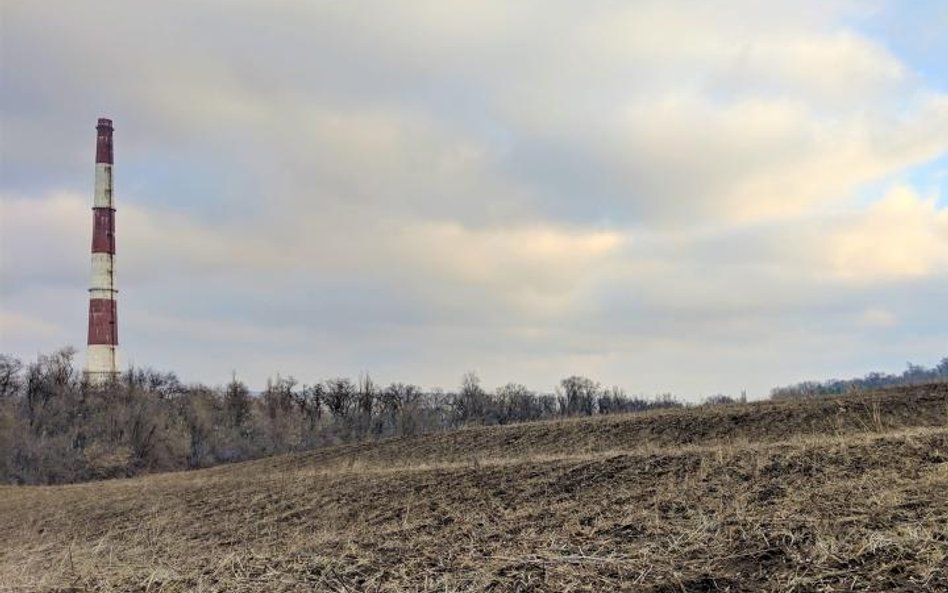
xmin=2 ymin=383 xmax=947 ymax=592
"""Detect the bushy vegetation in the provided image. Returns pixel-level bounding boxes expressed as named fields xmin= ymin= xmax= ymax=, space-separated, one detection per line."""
xmin=770 ymin=358 xmax=948 ymax=399
xmin=0 ymin=349 xmax=681 ymax=485
xmin=9 ymin=347 xmax=942 ymax=486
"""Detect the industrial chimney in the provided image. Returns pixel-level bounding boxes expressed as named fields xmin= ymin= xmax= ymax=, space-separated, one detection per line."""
xmin=86 ymin=118 xmax=119 ymax=383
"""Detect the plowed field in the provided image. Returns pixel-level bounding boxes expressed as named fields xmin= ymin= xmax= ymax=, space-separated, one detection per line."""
xmin=2 ymin=384 xmax=947 ymax=592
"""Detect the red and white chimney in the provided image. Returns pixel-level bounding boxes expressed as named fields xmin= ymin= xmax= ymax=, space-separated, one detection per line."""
xmin=86 ymin=118 xmax=119 ymax=383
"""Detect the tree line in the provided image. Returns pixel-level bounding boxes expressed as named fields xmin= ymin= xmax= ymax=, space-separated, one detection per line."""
xmin=769 ymin=358 xmax=948 ymax=399
xmin=0 ymin=349 xmax=681 ymax=485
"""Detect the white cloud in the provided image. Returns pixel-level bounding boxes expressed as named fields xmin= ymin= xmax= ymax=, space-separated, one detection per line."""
xmin=827 ymin=186 xmax=948 ymax=282
xmin=396 ymin=222 xmax=624 ymax=315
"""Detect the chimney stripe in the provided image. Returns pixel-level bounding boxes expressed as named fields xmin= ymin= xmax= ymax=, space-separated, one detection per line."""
xmin=89 ymin=253 xmax=117 ymax=293
xmin=87 ymin=299 xmax=118 ymax=345
xmin=90 ymin=208 xmax=116 ymax=253
xmin=93 ymin=164 xmax=114 ymax=208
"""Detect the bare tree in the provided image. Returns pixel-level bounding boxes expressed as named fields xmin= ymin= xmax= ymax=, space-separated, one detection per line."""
xmin=224 ymin=377 xmax=252 ymax=428
xmin=495 ymin=383 xmax=543 ymax=424
xmin=454 ymin=372 xmax=488 ymax=426
xmin=325 ymin=378 xmax=356 ymax=421
xmin=0 ymin=355 xmax=22 ymax=401
xmin=559 ymin=376 xmax=599 ymax=416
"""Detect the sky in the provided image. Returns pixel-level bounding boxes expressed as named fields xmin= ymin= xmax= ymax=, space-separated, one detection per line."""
xmin=1 ymin=0 xmax=946 ymax=400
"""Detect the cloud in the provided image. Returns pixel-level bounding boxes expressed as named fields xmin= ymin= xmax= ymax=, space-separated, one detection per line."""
xmin=0 ymin=311 xmax=63 ymax=342
xmin=6 ymin=1 xmax=946 ymax=227
xmin=0 ymin=192 xmax=282 ymax=289
xmin=707 ymin=30 xmax=911 ymax=106
xmin=396 ymin=222 xmax=624 ymax=316
xmin=827 ymin=186 xmax=948 ymax=282
xmin=858 ymin=307 xmax=898 ymax=329
xmin=1 ymin=0 xmax=947 ymax=397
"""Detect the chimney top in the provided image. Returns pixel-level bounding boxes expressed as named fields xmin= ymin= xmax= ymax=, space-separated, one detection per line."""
xmin=95 ymin=118 xmax=113 ymax=164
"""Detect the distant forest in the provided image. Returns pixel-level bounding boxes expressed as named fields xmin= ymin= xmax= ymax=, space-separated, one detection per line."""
xmin=2 ymin=349 xmax=945 ymax=485
xmin=770 ymin=358 xmax=948 ymax=399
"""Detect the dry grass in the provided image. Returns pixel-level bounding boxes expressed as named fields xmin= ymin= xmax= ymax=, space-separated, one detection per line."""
xmin=2 ymin=384 xmax=947 ymax=592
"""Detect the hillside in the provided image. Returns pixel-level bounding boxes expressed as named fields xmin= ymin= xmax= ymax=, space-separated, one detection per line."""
xmin=2 ymin=383 xmax=947 ymax=592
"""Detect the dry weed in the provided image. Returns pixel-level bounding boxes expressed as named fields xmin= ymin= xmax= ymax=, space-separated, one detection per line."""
xmin=2 ymin=384 xmax=947 ymax=592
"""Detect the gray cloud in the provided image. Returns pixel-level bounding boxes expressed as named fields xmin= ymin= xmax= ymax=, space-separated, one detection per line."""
xmin=2 ymin=0 xmax=946 ymax=399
